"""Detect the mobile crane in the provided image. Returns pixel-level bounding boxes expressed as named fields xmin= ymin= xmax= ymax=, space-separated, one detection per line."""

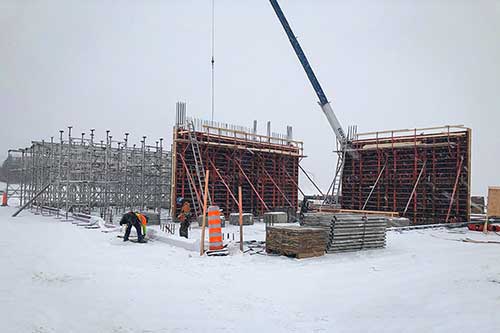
xmin=269 ymin=0 xmax=355 ymax=207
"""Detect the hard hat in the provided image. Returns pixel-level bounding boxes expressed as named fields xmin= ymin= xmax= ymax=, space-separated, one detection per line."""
xmin=176 ymin=197 xmax=184 ymax=205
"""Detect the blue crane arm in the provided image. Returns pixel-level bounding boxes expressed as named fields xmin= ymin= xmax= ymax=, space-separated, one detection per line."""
xmin=269 ymin=0 xmax=349 ymax=145
xmin=269 ymin=0 xmax=329 ymax=106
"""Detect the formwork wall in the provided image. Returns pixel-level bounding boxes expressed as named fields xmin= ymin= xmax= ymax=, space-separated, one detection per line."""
xmin=341 ymin=126 xmax=471 ymax=224
xmin=171 ymin=120 xmax=302 ymax=218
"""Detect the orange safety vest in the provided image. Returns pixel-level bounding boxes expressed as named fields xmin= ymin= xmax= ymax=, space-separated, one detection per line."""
xmin=178 ymin=202 xmax=191 ymax=222
xmin=135 ymin=213 xmax=147 ymax=225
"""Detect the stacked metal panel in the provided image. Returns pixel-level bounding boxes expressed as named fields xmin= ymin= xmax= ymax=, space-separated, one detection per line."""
xmin=302 ymin=213 xmax=387 ymax=253
xmin=327 ymin=214 xmax=387 ymax=253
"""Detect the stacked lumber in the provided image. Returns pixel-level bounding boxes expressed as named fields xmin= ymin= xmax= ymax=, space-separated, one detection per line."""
xmin=302 ymin=213 xmax=387 ymax=253
xmin=266 ymin=226 xmax=327 ymax=259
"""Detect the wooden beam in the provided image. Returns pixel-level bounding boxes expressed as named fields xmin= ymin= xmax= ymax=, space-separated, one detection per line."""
xmin=200 ymin=170 xmax=210 ymax=256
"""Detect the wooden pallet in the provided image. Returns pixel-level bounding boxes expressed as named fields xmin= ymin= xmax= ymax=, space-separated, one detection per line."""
xmin=266 ymin=249 xmax=324 ymax=259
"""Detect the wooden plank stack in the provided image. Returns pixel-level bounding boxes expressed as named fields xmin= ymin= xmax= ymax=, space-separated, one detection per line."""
xmin=302 ymin=212 xmax=387 ymax=253
xmin=266 ymin=226 xmax=327 ymax=259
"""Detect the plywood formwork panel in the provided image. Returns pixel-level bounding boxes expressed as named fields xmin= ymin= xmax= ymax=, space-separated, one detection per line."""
xmin=487 ymin=187 xmax=500 ymax=217
xmin=341 ymin=126 xmax=471 ymax=224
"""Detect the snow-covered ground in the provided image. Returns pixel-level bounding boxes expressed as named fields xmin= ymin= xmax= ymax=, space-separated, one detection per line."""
xmin=1 ymin=206 xmax=500 ymax=333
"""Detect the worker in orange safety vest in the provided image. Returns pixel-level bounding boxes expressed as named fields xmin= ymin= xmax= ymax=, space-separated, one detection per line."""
xmin=177 ymin=198 xmax=192 ymax=238
xmin=119 ymin=211 xmax=148 ymax=243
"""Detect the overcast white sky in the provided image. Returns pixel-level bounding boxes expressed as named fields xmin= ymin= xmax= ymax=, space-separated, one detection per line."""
xmin=1 ymin=0 xmax=499 ymax=196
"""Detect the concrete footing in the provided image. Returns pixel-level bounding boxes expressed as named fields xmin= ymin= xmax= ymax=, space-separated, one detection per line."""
xmin=229 ymin=213 xmax=254 ymax=225
xmin=264 ymin=212 xmax=288 ymax=225
xmin=197 ymin=214 xmax=226 ymax=227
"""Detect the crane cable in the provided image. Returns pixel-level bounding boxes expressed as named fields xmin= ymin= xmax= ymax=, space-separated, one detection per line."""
xmin=211 ymin=0 xmax=215 ymax=122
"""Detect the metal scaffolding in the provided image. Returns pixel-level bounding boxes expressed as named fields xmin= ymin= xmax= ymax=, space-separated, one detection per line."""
xmin=8 ymin=127 xmax=171 ymax=221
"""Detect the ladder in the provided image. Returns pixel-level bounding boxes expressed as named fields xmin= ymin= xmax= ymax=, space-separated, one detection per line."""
xmin=186 ymin=120 xmax=211 ymax=209
xmin=326 ymin=125 xmax=357 ymax=206
xmin=332 ymin=148 xmax=346 ymax=205
xmin=323 ymin=147 xmax=346 ymax=206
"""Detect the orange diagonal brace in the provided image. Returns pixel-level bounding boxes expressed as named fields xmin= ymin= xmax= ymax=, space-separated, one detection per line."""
xmin=283 ymin=167 xmax=305 ymax=197
xmin=259 ymin=161 xmax=293 ymax=207
xmin=446 ymin=157 xmax=464 ymax=223
xmin=234 ymin=159 xmax=269 ymax=211
xmin=208 ymin=158 xmax=239 ymax=205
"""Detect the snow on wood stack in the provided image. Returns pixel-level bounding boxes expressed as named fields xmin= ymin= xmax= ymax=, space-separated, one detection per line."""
xmin=266 ymin=225 xmax=327 ymax=259
xmin=301 ymin=213 xmax=387 ymax=253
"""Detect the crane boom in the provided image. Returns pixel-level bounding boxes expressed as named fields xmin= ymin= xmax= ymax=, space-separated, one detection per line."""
xmin=269 ymin=0 xmax=347 ymax=145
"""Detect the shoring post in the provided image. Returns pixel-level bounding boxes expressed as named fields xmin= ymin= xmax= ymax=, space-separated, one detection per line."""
xmin=403 ymin=160 xmax=427 ymax=217
xmin=199 ymin=170 xmax=210 ymax=256
xmin=65 ymin=126 xmax=72 ymax=220
xmin=239 ymin=186 xmax=243 ymax=252
xmin=445 ymin=157 xmax=464 ymax=223
xmin=298 ymin=164 xmax=324 ymax=196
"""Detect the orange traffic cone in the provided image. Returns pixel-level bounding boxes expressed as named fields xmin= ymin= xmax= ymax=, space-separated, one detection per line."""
xmin=1 ymin=192 xmax=7 ymax=206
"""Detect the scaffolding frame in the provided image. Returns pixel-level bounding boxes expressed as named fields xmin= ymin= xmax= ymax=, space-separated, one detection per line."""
xmin=8 ymin=128 xmax=171 ymax=221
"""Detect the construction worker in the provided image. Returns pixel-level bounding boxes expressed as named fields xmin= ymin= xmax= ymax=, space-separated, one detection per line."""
xmin=177 ymin=197 xmax=191 ymax=238
xmin=119 ymin=211 xmax=148 ymax=243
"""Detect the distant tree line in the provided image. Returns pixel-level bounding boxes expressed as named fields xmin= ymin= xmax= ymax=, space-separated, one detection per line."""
xmin=0 ymin=155 xmax=22 ymax=184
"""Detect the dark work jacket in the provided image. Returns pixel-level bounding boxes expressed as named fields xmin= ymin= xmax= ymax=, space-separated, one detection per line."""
xmin=119 ymin=212 xmax=141 ymax=226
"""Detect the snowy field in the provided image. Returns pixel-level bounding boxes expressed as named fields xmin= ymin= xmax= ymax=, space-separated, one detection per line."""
xmin=1 ymin=206 xmax=500 ymax=333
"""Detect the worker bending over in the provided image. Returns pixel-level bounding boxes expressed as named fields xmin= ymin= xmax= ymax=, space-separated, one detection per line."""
xmin=177 ymin=198 xmax=192 ymax=238
xmin=119 ymin=211 xmax=148 ymax=243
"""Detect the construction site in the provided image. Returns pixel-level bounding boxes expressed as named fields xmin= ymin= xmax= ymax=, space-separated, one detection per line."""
xmin=1 ymin=1 xmax=499 ymax=331
xmin=1 ymin=0 xmax=497 ymax=259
